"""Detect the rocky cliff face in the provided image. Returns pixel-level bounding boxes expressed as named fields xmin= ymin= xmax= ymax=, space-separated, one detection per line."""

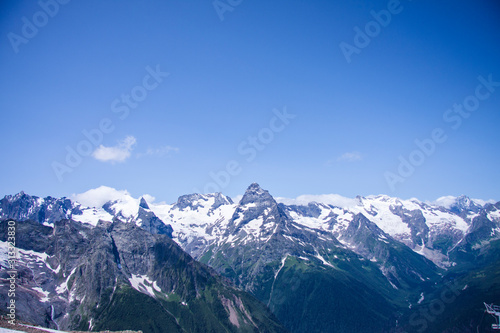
xmin=135 ymin=197 xmax=173 ymax=237
xmin=0 ymin=219 xmax=286 ymax=333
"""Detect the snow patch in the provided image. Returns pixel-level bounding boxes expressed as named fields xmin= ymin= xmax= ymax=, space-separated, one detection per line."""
xmin=417 ymin=292 xmax=424 ymax=304
xmin=72 ymin=207 xmax=114 ymax=226
xmin=32 ymin=287 xmax=50 ymax=302
xmin=56 ymin=267 xmax=77 ymax=294
xmin=314 ymin=251 xmax=334 ymax=268
xmin=129 ymin=274 xmax=159 ymax=298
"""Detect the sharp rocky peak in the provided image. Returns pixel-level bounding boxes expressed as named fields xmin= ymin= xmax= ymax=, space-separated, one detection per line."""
xmin=455 ymin=195 xmax=474 ymax=207
xmin=7 ymin=191 xmax=35 ymax=202
xmin=139 ymin=197 xmax=150 ymax=210
xmin=450 ymin=195 xmax=482 ymax=214
xmin=224 ymin=184 xmax=288 ymax=239
xmin=239 ymin=183 xmax=275 ymax=205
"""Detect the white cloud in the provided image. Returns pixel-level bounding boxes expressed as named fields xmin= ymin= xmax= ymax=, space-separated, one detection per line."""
xmin=232 ymin=194 xmax=243 ymax=203
xmin=472 ymin=198 xmax=496 ymax=206
xmin=276 ymin=194 xmax=359 ymax=208
xmin=72 ymin=186 xmax=157 ymax=214
xmin=337 ymin=151 xmax=362 ymax=162
xmin=142 ymin=194 xmax=156 ymax=203
xmin=93 ymin=136 xmax=136 ymax=163
xmin=136 ymin=145 xmax=179 ymax=158
xmin=432 ymin=195 xmax=495 ymax=208
xmin=72 ymin=186 xmax=135 ymax=208
xmin=432 ymin=195 xmax=457 ymax=209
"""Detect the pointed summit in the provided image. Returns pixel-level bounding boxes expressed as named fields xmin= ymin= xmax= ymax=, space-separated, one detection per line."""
xmin=248 ymin=182 xmax=263 ymax=191
xmin=450 ymin=195 xmax=482 ymax=214
xmin=136 ymin=198 xmax=173 ymax=237
xmin=139 ymin=197 xmax=150 ymax=210
xmin=11 ymin=190 xmax=29 ymax=201
xmin=240 ymin=183 xmax=274 ymax=205
xmin=456 ymin=195 xmax=474 ymax=207
xmin=225 ymin=183 xmax=286 ymax=240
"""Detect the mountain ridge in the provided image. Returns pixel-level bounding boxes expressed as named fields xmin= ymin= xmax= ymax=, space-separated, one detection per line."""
xmin=2 ymin=184 xmax=499 ymax=269
xmin=2 ymin=183 xmax=500 ymax=332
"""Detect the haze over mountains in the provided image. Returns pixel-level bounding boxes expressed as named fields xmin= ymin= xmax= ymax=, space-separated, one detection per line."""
xmin=1 ymin=183 xmax=500 ymax=332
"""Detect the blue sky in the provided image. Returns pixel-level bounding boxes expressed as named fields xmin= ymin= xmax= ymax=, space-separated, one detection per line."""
xmin=1 ymin=0 xmax=500 ymax=203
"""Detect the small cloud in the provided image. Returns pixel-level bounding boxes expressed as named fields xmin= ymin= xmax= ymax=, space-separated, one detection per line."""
xmin=72 ymin=186 xmax=156 ymax=213
xmin=337 ymin=151 xmax=362 ymax=162
xmin=136 ymin=145 xmax=179 ymax=158
xmin=72 ymin=186 xmax=134 ymax=208
xmin=325 ymin=151 xmax=362 ymax=167
xmin=232 ymin=194 xmax=243 ymax=203
xmin=93 ymin=136 xmax=136 ymax=163
xmin=142 ymin=194 xmax=156 ymax=203
xmin=276 ymin=194 xmax=358 ymax=208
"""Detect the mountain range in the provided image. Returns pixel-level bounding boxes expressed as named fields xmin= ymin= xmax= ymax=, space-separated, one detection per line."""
xmin=1 ymin=184 xmax=500 ymax=332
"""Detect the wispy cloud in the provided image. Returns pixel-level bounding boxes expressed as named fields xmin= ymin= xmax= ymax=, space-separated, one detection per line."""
xmin=136 ymin=145 xmax=179 ymax=158
xmin=325 ymin=151 xmax=363 ymax=166
xmin=337 ymin=151 xmax=362 ymax=162
xmin=276 ymin=194 xmax=358 ymax=208
xmin=92 ymin=136 xmax=136 ymax=163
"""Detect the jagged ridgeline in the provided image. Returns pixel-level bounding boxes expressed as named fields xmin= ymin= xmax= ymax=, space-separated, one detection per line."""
xmin=0 ymin=219 xmax=286 ymax=333
xmin=1 ymin=184 xmax=500 ymax=332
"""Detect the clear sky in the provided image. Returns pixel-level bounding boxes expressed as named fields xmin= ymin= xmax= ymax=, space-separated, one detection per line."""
xmin=1 ymin=0 xmax=499 ymax=203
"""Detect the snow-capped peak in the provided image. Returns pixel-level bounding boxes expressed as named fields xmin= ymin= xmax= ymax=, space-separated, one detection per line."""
xmin=433 ymin=195 xmax=489 ymax=214
xmin=2 ymin=185 xmax=499 ymax=271
xmin=239 ymin=183 xmax=274 ymax=205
